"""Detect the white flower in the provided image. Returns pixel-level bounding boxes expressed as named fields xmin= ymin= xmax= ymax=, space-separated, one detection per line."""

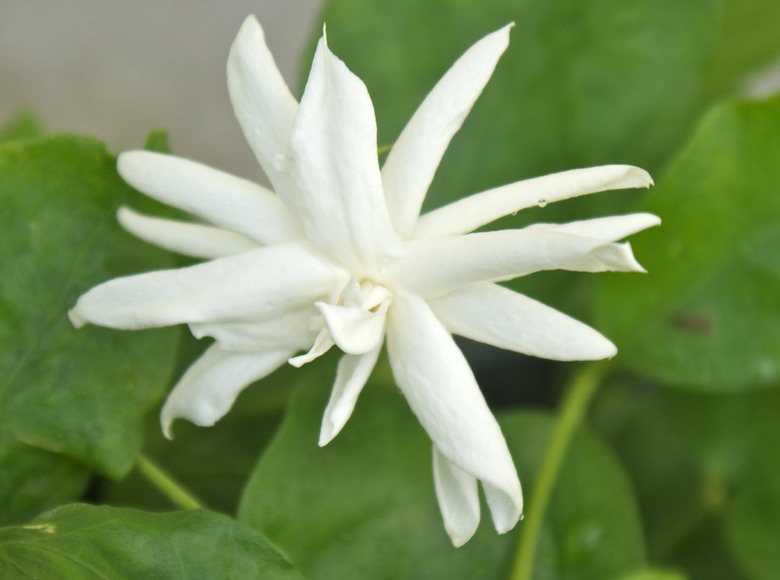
xmin=69 ymin=16 xmax=658 ymax=546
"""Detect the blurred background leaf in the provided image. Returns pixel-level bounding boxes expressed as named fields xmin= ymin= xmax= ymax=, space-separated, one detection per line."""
xmin=592 ymin=378 xmax=780 ymax=579
xmin=0 ymin=111 xmax=44 ymax=144
xmin=595 ymin=96 xmax=780 ymax=390
xmin=0 ymin=503 xmax=303 ymax=579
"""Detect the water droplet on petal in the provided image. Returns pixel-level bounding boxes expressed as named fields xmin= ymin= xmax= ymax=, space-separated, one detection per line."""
xmin=537 ymin=198 xmax=548 ymax=208
xmin=274 ymin=153 xmax=292 ymax=173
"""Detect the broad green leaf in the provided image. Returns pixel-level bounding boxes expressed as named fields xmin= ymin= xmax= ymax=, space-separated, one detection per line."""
xmin=591 ymin=380 xmax=780 ymax=578
xmin=0 ymin=135 xmax=178 ymax=480
xmin=0 ymin=436 xmax=90 ymax=526
xmin=0 ymin=111 xmax=44 ymax=143
xmin=0 ymin=503 xmax=303 ymax=579
xmin=238 ymin=373 xmax=645 ymax=579
xmin=595 ymin=96 xmax=780 ymax=390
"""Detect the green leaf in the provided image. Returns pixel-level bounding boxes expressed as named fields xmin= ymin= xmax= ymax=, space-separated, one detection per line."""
xmin=238 ymin=373 xmax=645 ymax=579
xmin=0 ymin=504 xmax=303 ymax=579
xmin=721 ymin=388 xmax=780 ymax=580
xmin=0 ymin=111 xmax=44 ymax=144
xmin=0 ymin=135 xmax=178 ymax=480
xmin=725 ymin=469 xmax=780 ymax=580
xmin=616 ymin=569 xmax=688 ymax=580
xmin=595 ymin=96 xmax=780 ymax=390
xmin=705 ymin=0 xmax=780 ymax=98
xmin=0 ymin=437 xmax=90 ymax=526
xmin=591 ymin=380 xmax=780 ymax=578
xmin=143 ymin=129 xmax=171 ymax=154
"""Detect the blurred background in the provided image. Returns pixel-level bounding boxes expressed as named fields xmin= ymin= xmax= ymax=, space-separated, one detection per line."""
xmin=0 ymin=1 xmax=324 ymax=182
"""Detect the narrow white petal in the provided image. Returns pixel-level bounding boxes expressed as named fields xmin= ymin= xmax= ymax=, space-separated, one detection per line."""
xmin=562 ymin=241 xmax=646 ymax=273
xmin=382 ymin=24 xmax=513 ymax=237
xmin=289 ymin=32 xmax=402 ymax=274
xmin=433 ymin=446 xmax=480 ymax=547
xmin=414 ymin=165 xmax=654 ymax=238
xmin=189 ymin=305 xmax=320 ymax=352
xmin=316 ymin=298 xmax=389 ymax=355
xmin=530 ymin=212 xmax=661 ymax=241
xmin=386 ymin=229 xmax=634 ymax=298
xmin=118 ymin=151 xmax=300 ymax=245
xmin=429 ymin=283 xmax=616 ymax=360
xmin=288 ymin=328 xmax=334 ymax=368
xmin=226 ymin=15 xmax=301 ymax=205
xmin=386 ymin=292 xmax=522 ymax=535
xmin=319 ymin=345 xmax=381 ymax=446
xmin=161 ymin=344 xmax=291 ymax=438
xmin=69 ymin=242 xmax=341 ymax=329
xmin=117 ymin=206 xmax=259 ymax=259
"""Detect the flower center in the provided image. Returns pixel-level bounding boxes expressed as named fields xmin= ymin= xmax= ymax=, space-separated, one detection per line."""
xmin=289 ymin=277 xmax=392 ymax=368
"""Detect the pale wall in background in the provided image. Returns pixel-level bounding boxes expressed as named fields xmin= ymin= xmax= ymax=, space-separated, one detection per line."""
xmin=0 ymin=1 xmax=324 ymax=181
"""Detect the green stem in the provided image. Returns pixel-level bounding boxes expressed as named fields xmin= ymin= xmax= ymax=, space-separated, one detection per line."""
xmin=508 ymin=362 xmax=609 ymax=580
xmin=135 ymin=453 xmax=206 ymax=510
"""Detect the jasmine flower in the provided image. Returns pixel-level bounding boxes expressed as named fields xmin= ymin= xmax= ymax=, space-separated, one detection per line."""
xmin=70 ymin=16 xmax=658 ymax=546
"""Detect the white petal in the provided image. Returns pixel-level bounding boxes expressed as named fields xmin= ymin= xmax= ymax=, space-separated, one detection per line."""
xmin=386 ymin=292 xmax=522 ymax=535
xmin=315 ymin=298 xmax=389 ymax=355
xmin=414 ymin=165 xmax=654 ymax=238
xmin=288 ymin=327 xmax=334 ymax=368
xmin=117 ymin=206 xmax=259 ymax=259
xmin=386 ymin=229 xmax=638 ymax=298
xmin=161 ymin=344 xmax=291 ymax=438
xmin=433 ymin=446 xmax=480 ymax=547
xmin=227 ymin=15 xmax=301 ymax=206
xmin=288 ymin=31 xmax=402 ymax=274
xmin=382 ymin=24 xmax=513 ymax=237
xmin=429 ymin=283 xmax=616 ymax=360
xmin=318 ymin=345 xmax=381 ymax=446
xmin=117 ymin=151 xmax=299 ymax=245
xmin=69 ymin=242 xmax=341 ymax=329
xmin=530 ymin=212 xmax=661 ymax=241
xmin=561 ymin=242 xmax=646 ymax=273
xmin=189 ymin=305 xmax=320 ymax=352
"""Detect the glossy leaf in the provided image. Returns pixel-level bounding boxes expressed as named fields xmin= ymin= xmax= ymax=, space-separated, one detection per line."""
xmin=0 ymin=135 xmax=178 ymax=480
xmin=595 ymin=96 xmax=780 ymax=390
xmin=238 ymin=373 xmax=646 ymax=579
xmin=0 ymin=503 xmax=302 ymax=579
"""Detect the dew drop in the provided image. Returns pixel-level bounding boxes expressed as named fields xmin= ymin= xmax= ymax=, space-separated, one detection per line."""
xmin=273 ymin=153 xmax=292 ymax=172
xmin=537 ymin=198 xmax=548 ymax=208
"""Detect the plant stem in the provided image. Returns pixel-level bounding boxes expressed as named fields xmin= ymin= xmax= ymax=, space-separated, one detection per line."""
xmin=135 ymin=453 xmax=206 ymax=510
xmin=508 ymin=362 xmax=609 ymax=580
